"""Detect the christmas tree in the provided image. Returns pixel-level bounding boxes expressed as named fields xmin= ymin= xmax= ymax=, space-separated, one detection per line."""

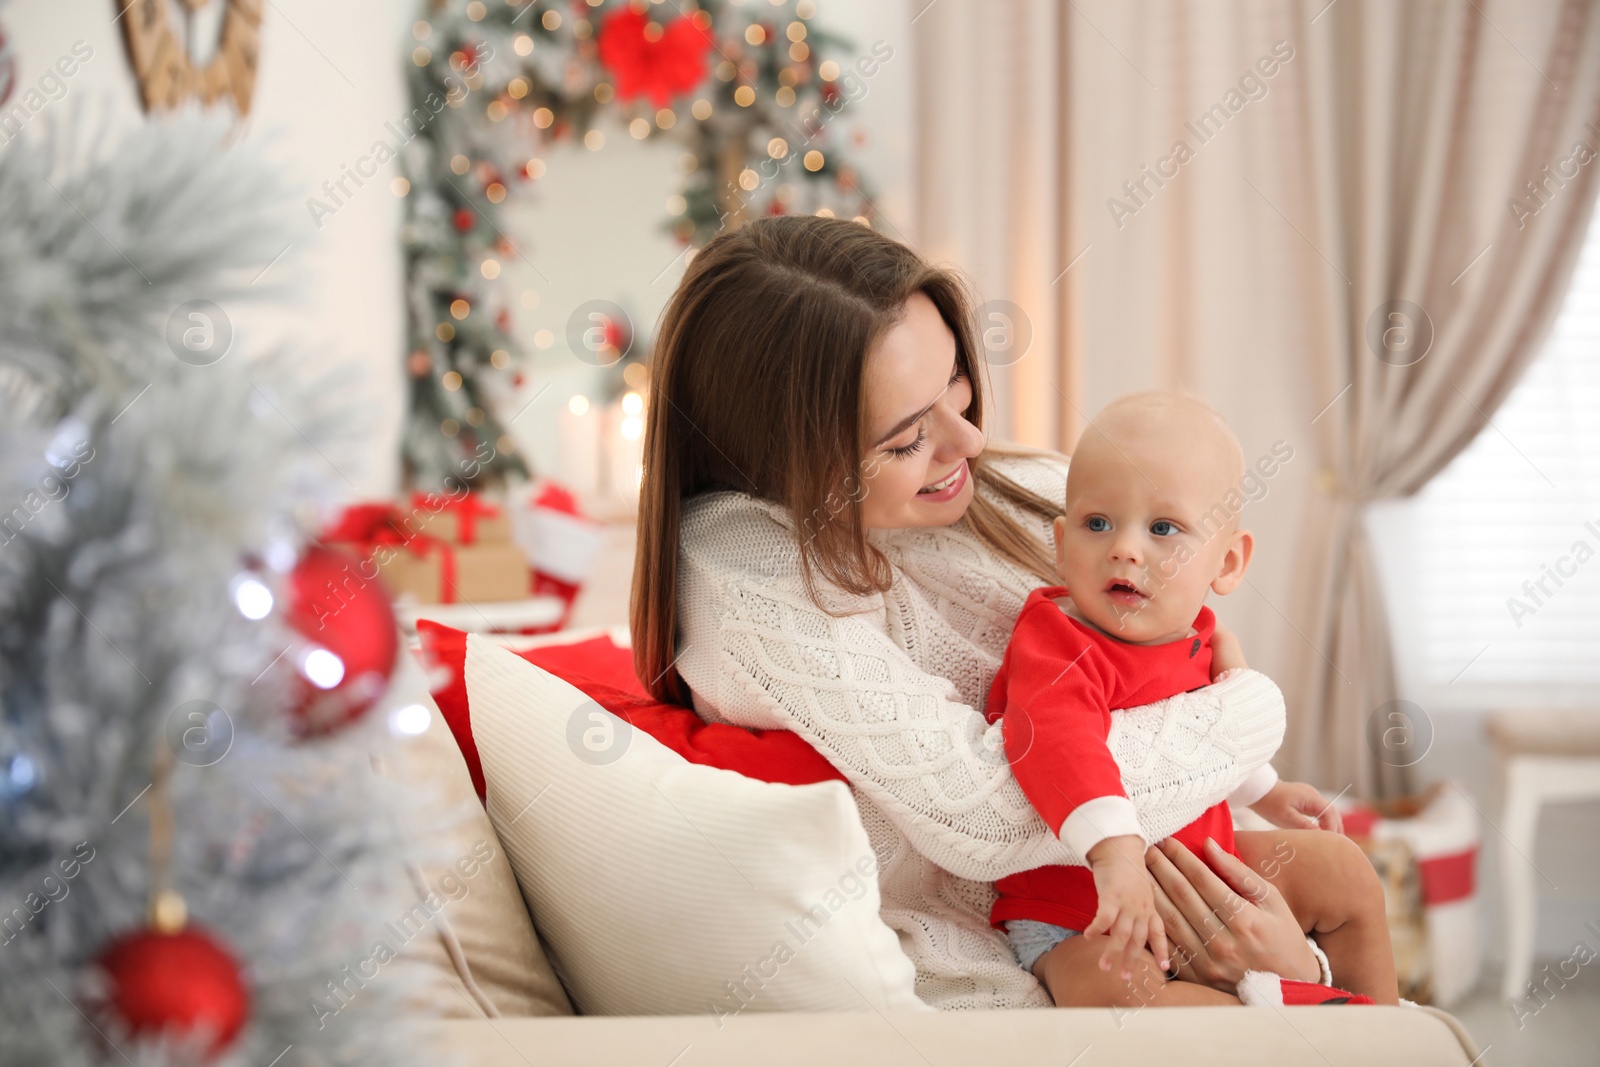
xmin=0 ymin=116 xmax=438 ymax=1066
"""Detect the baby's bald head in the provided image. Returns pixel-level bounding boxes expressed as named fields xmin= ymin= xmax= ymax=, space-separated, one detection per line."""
xmin=1067 ymin=392 xmax=1245 ymax=522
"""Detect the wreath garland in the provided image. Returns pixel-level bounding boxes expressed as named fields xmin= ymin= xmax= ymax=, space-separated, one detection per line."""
xmin=400 ymin=0 xmax=880 ymax=490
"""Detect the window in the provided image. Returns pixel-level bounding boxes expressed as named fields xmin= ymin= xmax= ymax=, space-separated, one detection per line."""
xmin=1368 ymin=206 xmax=1600 ymax=710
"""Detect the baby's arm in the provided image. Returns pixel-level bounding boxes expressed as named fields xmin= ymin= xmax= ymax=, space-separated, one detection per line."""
xmin=994 ymin=600 xmax=1173 ymax=976
xmin=993 ymin=599 xmax=1146 ymax=864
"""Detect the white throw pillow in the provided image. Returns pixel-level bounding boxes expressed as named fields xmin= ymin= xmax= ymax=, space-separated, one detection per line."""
xmin=461 ymin=632 xmax=928 ymax=1017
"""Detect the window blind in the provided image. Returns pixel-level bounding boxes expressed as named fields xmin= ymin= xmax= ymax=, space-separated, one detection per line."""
xmin=1373 ymin=206 xmax=1600 ymax=703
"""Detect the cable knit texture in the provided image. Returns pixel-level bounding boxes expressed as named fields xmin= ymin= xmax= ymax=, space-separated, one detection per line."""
xmin=675 ymin=449 xmax=1287 ymax=1010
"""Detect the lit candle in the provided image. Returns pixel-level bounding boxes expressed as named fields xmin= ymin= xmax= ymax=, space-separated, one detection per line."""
xmin=609 ymin=391 xmax=646 ymax=504
xmin=557 ymin=394 xmax=599 ymax=497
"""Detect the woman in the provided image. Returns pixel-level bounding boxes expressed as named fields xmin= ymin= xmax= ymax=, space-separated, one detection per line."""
xmin=631 ymin=216 xmax=1334 ymax=1010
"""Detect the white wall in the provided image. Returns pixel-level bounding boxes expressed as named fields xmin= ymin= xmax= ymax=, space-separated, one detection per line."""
xmin=3 ymin=0 xmax=412 ymax=496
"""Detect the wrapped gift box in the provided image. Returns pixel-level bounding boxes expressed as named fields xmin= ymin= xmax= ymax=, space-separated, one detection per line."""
xmin=326 ymin=494 xmax=532 ymax=605
xmin=1336 ymin=781 xmax=1481 ymax=1007
xmin=407 ymin=492 xmax=513 ymax=545
xmin=377 ymin=540 xmax=530 ymax=604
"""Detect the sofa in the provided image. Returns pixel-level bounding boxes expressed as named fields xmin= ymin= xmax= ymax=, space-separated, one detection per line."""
xmin=379 ymin=628 xmax=1487 ymax=1066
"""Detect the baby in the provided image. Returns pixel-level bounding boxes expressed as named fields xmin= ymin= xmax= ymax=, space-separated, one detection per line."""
xmin=985 ymin=392 xmax=1398 ymax=1007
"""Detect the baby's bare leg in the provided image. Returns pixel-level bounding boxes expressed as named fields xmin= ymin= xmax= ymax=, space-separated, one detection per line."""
xmin=1234 ymin=829 xmax=1399 ymax=1004
xmin=1034 ymin=932 xmax=1240 ymax=1008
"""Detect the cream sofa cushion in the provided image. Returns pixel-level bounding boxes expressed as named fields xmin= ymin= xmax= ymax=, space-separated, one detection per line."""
xmin=381 ymin=649 xmax=574 ymax=1017
xmin=459 ymin=632 xmax=926 ymax=1017
xmin=424 ymin=1003 xmax=1484 ymax=1066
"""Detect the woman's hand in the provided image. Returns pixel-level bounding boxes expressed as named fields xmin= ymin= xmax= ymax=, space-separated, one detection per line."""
xmin=1143 ymin=837 xmax=1318 ymax=991
xmin=1210 ymin=626 xmax=1248 ymax=678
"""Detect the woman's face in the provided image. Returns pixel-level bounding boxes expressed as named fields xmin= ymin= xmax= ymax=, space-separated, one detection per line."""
xmin=857 ymin=292 xmax=987 ymax=530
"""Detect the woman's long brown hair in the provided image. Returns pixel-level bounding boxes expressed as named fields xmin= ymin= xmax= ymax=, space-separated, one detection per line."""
xmin=631 ymin=215 xmax=1062 ymax=704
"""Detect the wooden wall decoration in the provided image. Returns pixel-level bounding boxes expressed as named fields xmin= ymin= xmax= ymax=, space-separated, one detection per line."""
xmin=115 ymin=0 xmax=261 ymax=115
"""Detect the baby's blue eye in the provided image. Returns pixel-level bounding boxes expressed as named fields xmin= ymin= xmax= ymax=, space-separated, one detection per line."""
xmin=1150 ymin=520 xmax=1178 ymax=536
xmin=1086 ymin=516 xmax=1110 ymax=532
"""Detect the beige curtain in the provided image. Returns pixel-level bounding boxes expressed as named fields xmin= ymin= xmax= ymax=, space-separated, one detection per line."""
xmin=913 ymin=1 xmax=1600 ymax=797
xmin=912 ymin=0 xmax=1082 ymax=451
xmin=1278 ymin=0 xmax=1600 ymax=796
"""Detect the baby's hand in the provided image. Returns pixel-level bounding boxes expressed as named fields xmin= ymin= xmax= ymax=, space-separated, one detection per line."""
xmin=1250 ymin=780 xmax=1344 ymax=833
xmin=1210 ymin=626 xmax=1248 ymax=678
xmin=1084 ymin=835 xmax=1169 ymax=980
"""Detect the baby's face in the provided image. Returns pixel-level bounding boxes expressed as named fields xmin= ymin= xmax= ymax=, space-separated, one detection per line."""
xmin=1054 ymin=399 xmax=1251 ymax=645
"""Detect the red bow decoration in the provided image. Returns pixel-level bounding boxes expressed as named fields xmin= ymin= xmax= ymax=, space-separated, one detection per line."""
xmin=596 ymin=8 xmax=714 ymax=109
xmin=410 ymin=491 xmax=502 ymax=544
xmin=323 ymin=503 xmax=461 ymax=603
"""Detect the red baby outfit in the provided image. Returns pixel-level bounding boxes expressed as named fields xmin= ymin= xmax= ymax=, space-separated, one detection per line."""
xmin=985 ymin=584 xmax=1236 ymax=933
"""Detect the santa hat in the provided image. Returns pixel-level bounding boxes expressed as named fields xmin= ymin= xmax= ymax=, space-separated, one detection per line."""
xmin=514 ymin=481 xmax=605 ymax=631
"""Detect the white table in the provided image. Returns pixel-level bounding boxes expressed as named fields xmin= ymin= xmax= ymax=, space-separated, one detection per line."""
xmin=395 ymin=595 xmax=566 ymax=635
xmin=1487 ymin=709 xmax=1600 ymax=1000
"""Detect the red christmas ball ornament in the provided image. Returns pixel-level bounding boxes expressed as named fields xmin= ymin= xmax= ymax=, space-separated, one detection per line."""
xmin=453 ymin=207 xmax=475 ymax=232
xmin=495 ymin=308 xmax=512 ymax=333
xmin=284 ymin=545 xmax=399 ymax=736
xmin=597 ymin=7 xmax=714 ymax=109
xmin=95 ymin=926 xmax=249 ymax=1057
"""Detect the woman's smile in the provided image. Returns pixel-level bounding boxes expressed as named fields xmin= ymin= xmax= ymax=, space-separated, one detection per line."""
xmin=859 ymin=292 xmax=986 ymax=529
xmin=917 ymin=460 xmax=968 ymax=500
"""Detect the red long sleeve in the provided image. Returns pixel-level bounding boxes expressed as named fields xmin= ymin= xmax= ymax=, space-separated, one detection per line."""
xmin=986 ymin=596 xmax=1129 ymax=835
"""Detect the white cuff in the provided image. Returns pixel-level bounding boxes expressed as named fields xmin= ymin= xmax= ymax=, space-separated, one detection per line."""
xmin=1236 ymin=970 xmax=1285 ymax=1007
xmin=1306 ymin=935 xmax=1333 ymax=986
xmin=1228 ymin=763 xmax=1279 ymax=808
xmin=1060 ymin=795 xmax=1147 ymax=861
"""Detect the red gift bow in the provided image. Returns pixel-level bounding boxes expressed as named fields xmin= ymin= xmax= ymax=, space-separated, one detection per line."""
xmin=409 ymin=491 xmax=502 ymax=545
xmin=325 ymin=504 xmax=460 ymax=604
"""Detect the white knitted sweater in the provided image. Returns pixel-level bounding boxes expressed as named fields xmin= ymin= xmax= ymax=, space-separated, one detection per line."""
xmin=675 ymin=449 xmax=1287 ymax=1011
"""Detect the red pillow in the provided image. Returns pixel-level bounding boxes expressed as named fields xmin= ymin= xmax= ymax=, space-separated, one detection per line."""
xmin=415 ymin=621 xmax=844 ymax=801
